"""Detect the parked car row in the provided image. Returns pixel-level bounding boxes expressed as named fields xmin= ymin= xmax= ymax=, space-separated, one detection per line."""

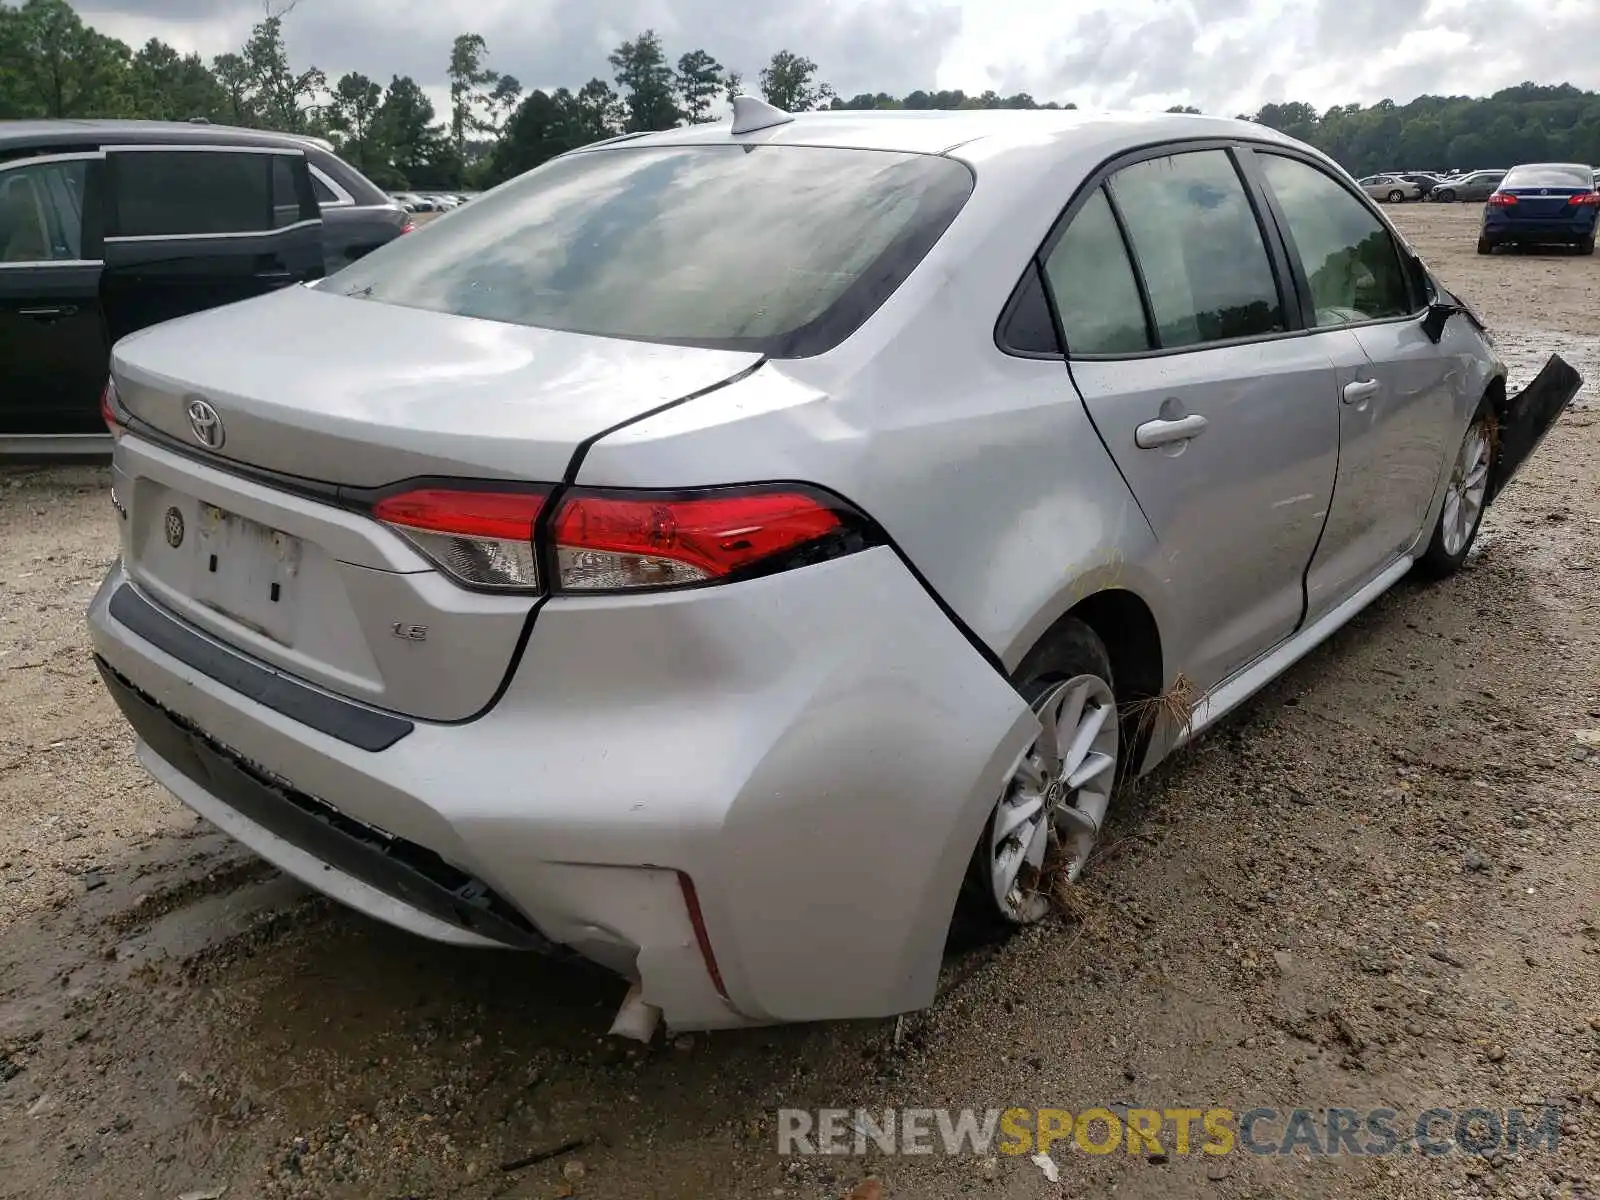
xmin=1 ymin=119 xmax=409 ymax=453
xmin=390 ymin=191 xmax=475 ymax=213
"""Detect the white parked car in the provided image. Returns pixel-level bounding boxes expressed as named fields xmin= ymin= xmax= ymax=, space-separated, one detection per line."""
xmin=1358 ymin=174 xmax=1421 ymax=202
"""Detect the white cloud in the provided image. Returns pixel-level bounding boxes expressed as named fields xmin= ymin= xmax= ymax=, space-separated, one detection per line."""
xmin=69 ymin=0 xmax=1600 ymax=116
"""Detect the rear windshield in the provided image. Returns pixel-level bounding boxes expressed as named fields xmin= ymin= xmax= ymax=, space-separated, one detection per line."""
xmin=1501 ymin=164 xmax=1593 ymax=189
xmin=327 ymin=144 xmax=974 ymax=357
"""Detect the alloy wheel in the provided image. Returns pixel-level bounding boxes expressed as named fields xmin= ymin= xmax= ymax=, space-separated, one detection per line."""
xmin=987 ymin=674 xmax=1119 ymax=924
xmin=1440 ymin=419 xmax=1492 ymax=558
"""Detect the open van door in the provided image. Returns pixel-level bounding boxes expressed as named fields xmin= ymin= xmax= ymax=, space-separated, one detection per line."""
xmin=100 ymin=144 xmax=323 ymax=343
xmin=0 ymin=151 xmax=110 ymax=447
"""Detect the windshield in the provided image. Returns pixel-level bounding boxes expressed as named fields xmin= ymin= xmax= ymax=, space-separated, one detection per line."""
xmin=1501 ymin=164 xmax=1593 ymax=189
xmin=327 ymin=144 xmax=974 ymax=357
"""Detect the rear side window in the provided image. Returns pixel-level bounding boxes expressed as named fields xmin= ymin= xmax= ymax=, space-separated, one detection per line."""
xmin=1501 ymin=163 xmax=1593 ymax=189
xmin=1257 ymin=155 xmax=1411 ymax=326
xmin=0 ymin=158 xmax=87 ymax=262
xmin=113 ymin=149 xmax=273 ymax=237
xmin=326 ymin=144 xmax=974 ymax=357
xmin=1107 ymin=149 xmax=1285 ymax=349
xmin=1040 ymin=188 xmax=1150 ymax=355
xmin=309 ymin=171 xmax=339 ymax=204
xmin=270 ymin=155 xmax=312 ymax=228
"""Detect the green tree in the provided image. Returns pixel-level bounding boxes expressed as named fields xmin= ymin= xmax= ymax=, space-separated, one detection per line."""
xmin=447 ymin=33 xmax=499 ymax=154
xmin=486 ymin=73 xmax=523 ymax=134
xmin=128 ymin=39 xmax=228 ymax=122
xmin=758 ymin=49 xmax=832 ymax=112
xmin=0 ymin=0 xmax=132 ymax=119
xmin=378 ymin=74 xmax=445 ymax=182
xmin=609 ymin=30 xmax=680 ymax=131
xmin=210 ymin=52 xmax=257 ymax=125
xmin=239 ymin=11 xmax=324 ymax=131
xmin=572 ymin=77 xmax=624 ymax=140
xmin=327 ymin=72 xmax=385 ymax=169
xmin=676 ymin=49 xmax=726 ymax=123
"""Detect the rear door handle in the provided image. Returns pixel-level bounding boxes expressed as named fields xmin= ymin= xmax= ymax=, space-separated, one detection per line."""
xmin=255 ymin=270 xmax=295 ymax=286
xmin=1134 ymin=413 xmax=1209 ymax=448
xmin=17 ymin=305 xmax=76 ymax=320
xmin=1343 ymin=379 xmax=1381 ymax=405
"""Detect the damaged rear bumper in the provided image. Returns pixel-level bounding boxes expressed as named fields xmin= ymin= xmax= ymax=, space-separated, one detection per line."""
xmin=1489 ymin=353 xmax=1583 ymax=503
xmin=88 ymin=549 xmax=1035 ymax=1033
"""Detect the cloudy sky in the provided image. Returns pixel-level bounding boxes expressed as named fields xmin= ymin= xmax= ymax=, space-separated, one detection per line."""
xmin=73 ymin=0 xmax=1600 ymax=120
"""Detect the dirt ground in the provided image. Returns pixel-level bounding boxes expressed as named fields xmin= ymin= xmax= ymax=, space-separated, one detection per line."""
xmin=2 ymin=201 xmax=1599 ymax=1200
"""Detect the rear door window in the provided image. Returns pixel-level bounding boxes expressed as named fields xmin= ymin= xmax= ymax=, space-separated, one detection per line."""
xmin=112 ymin=149 xmax=274 ymax=237
xmin=1106 ymin=149 xmax=1285 ymax=349
xmin=0 ymin=158 xmax=89 ymax=261
xmin=309 ymin=169 xmax=341 ymax=205
xmin=1257 ymin=154 xmax=1412 ymax=326
xmin=270 ymin=154 xmax=314 ymax=228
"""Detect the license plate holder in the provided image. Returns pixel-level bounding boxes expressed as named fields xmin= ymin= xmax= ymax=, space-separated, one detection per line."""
xmin=190 ymin=504 xmax=302 ymax=645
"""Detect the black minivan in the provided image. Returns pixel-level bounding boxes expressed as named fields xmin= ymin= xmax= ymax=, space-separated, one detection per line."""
xmin=0 ymin=120 xmax=410 ymax=454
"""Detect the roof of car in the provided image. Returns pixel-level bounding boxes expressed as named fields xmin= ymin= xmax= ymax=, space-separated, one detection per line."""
xmin=575 ymin=108 xmax=1300 ymax=161
xmin=0 ymin=118 xmax=328 ymax=153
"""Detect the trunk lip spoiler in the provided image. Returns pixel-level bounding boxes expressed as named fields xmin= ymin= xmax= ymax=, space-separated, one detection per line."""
xmin=1487 ymin=352 xmax=1582 ymax=505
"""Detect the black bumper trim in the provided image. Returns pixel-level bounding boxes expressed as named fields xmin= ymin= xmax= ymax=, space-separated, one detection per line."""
xmin=1488 ymin=353 xmax=1583 ymax=504
xmin=108 ymin=584 xmax=413 ymax=752
xmin=95 ymin=657 xmax=549 ymax=950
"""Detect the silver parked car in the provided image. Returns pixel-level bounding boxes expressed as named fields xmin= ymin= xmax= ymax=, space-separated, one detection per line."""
xmin=1358 ymin=174 xmax=1421 ymax=202
xmin=87 ymin=101 xmax=1578 ymax=1037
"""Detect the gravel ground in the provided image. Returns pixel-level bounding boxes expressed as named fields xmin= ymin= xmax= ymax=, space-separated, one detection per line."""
xmin=1 ymin=202 xmax=1598 ymax=1200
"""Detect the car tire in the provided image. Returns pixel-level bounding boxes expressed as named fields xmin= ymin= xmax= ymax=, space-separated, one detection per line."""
xmin=1476 ymin=235 xmax=1495 ymax=255
xmin=1581 ymin=236 xmax=1596 ymax=256
xmin=953 ymin=618 xmax=1119 ymax=941
xmin=1436 ymin=188 xmax=1456 ymax=203
xmin=1387 ymin=189 xmax=1405 ymax=203
xmin=1415 ymin=396 xmax=1496 ymax=580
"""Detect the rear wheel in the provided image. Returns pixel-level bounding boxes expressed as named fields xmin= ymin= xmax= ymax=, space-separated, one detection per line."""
xmin=1476 ymin=234 xmax=1495 ymax=255
xmin=955 ymin=619 xmax=1119 ymax=934
xmin=1581 ymin=236 xmax=1596 ymax=256
xmin=1416 ymin=398 xmax=1495 ymax=579
xmin=1387 ymin=189 xmax=1405 ymax=203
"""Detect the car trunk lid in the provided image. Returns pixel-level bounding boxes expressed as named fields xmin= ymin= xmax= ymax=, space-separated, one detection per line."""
xmin=111 ymin=284 xmax=763 ymax=488
xmin=1499 ymin=187 xmax=1589 ymax=218
xmin=108 ymin=286 xmax=762 ymax=722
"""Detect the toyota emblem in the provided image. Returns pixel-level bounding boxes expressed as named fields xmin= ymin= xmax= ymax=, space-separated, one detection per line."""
xmin=186 ymin=398 xmax=224 ymax=449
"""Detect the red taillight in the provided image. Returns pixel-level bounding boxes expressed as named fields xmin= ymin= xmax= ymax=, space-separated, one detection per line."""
xmin=369 ymin=482 xmax=876 ymax=594
xmin=1487 ymin=192 xmax=1517 ymax=207
xmin=100 ymin=378 xmax=126 ymax=440
xmin=548 ymin=487 xmax=848 ymax=591
xmin=373 ymin=487 xmax=547 ymax=590
xmin=1568 ymin=193 xmax=1600 ymax=207
xmin=399 ymin=219 xmax=416 ymax=233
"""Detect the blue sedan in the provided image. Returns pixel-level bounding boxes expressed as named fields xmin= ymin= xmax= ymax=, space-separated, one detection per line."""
xmin=1479 ymin=162 xmax=1599 ymax=255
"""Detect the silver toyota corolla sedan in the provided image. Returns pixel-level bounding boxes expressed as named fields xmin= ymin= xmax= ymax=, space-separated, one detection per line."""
xmin=87 ymin=101 xmax=1579 ymax=1037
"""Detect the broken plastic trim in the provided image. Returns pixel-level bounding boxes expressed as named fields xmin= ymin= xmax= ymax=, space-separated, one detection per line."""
xmin=1487 ymin=353 xmax=1582 ymax=504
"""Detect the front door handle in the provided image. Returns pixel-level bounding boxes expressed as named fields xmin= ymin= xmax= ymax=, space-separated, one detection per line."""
xmin=1343 ymin=379 xmax=1381 ymax=406
xmin=1135 ymin=413 xmax=1209 ymax=449
xmin=17 ymin=305 xmax=76 ymax=320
